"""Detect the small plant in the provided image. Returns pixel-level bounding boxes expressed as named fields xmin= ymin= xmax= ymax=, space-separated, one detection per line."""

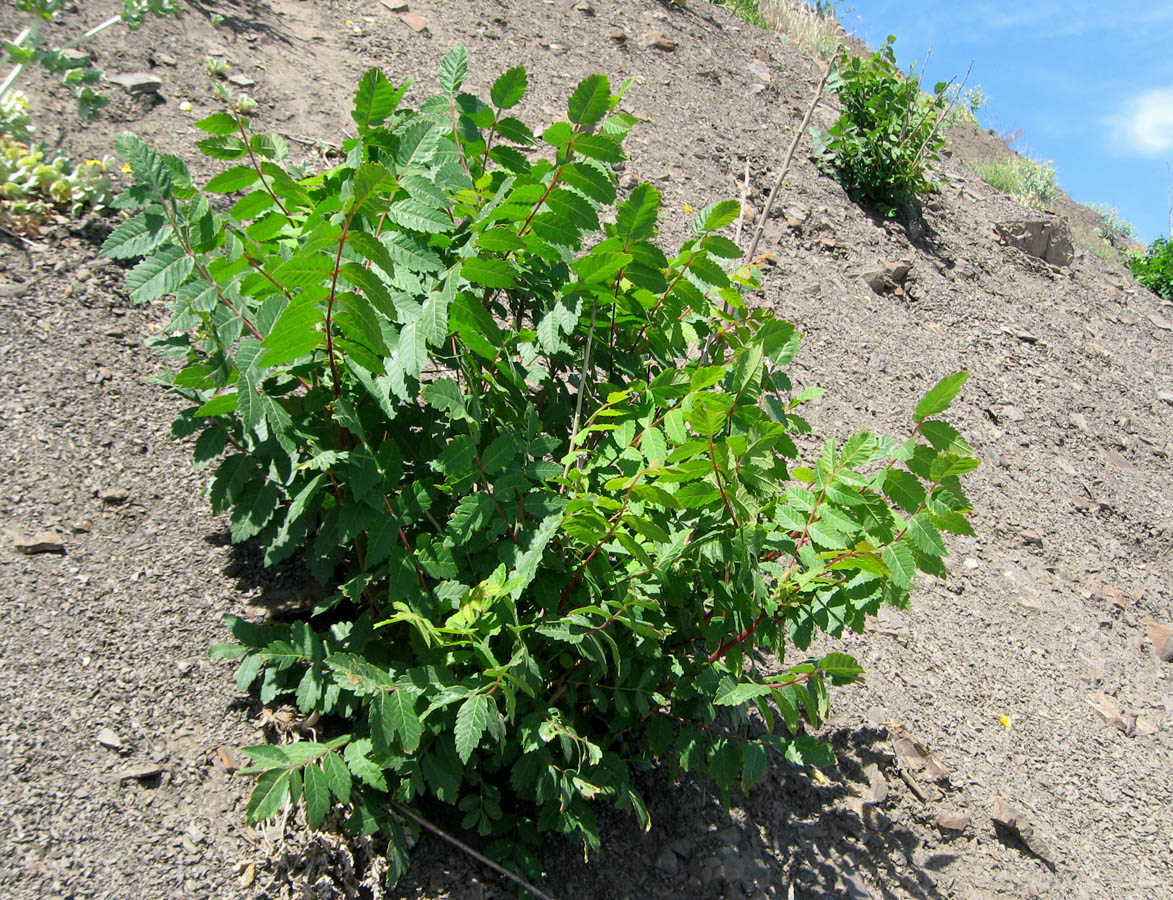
xmin=0 ymin=135 xmax=114 ymax=233
xmin=0 ymin=89 xmax=33 ymax=141
xmin=941 ymin=84 xmax=986 ymax=130
xmin=812 ymin=37 xmax=950 ymax=217
xmin=106 ymin=50 xmax=976 ymax=885
xmin=1089 ymin=203 xmax=1135 ymax=249
xmin=973 ymin=157 xmax=1056 ymax=210
xmin=759 ymin=0 xmax=843 ymax=59
xmin=1 ymin=0 xmax=179 ymax=122
xmin=205 ymin=56 xmax=231 ymax=79
xmin=1130 ymin=236 xmax=1173 ymax=300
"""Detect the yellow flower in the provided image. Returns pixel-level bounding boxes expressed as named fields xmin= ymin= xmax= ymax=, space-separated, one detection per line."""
xmin=682 ymin=204 xmax=693 ymax=212
xmin=998 ymin=714 xmax=1012 ymax=728
xmin=121 ymin=163 xmax=132 ymax=173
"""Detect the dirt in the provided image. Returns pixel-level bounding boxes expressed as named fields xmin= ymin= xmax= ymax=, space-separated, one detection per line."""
xmin=0 ymin=1 xmax=1170 ymax=899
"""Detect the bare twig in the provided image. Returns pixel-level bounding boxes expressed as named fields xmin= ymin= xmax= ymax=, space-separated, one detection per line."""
xmin=745 ymin=54 xmax=837 ymax=264
xmin=734 ymin=157 xmax=752 ymax=247
xmin=389 ymin=802 xmax=557 ymax=900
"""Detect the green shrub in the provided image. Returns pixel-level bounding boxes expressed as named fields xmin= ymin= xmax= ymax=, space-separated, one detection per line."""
xmin=1088 ymin=203 xmax=1135 ymax=249
xmin=812 ymin=37 xmax=949 ymax=217
xmin=1130 ymin=236 xmax=1173 ymax=300
xmin=105 ymin=50 xmax=977 ymax=885
xmin=972 ymin=157 xmax=1056 ymax=210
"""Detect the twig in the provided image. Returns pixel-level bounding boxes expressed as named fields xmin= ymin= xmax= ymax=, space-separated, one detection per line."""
xmin=389 ymin=802 xmax=557 ymax=900
xmin=745 ymin=53 xmax=837 ymax=265
xmin=734 ymin=157 xmax=751 ymax=247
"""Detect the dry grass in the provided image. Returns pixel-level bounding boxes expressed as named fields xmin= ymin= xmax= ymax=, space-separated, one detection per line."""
xmin=757 ymin=0 xmax=844 ymax=59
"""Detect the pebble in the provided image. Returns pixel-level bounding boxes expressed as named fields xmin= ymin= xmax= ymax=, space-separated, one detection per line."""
xmin=107 ymin=72 xmax=163 ymax=95
xmin=1069 ymin=412 xmax=1089 ymax=433
xmin=656 ymin=847 xmax=680 ymax=876
xmin=97 ymin=727 xmax=123 ymax=750
xmin=639 ymin=30 xmax=677 ymax=51
xmin=399 ymin=10 xmax=429 ymax=32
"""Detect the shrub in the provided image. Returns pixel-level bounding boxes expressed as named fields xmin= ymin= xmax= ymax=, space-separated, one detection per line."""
xmin=1088 ymin=203 xmax=1135 ymax=249
xmin=1130 ymin=236 xmax=1173 ymax=300
xmin=106 ymin=50 xmax=977 ymax=885
xmin=972 ymin=157 xmax=1056 ymax=210
xmin=812 ymin=37 xmax=950 ymax=217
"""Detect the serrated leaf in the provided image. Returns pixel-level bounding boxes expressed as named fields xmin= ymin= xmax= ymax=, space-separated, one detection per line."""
xmin=819 ymin=652 xmax=863 ymax=685
xmin=697 ymin=199 xmax=741 ymax=234
xmin=352 ymin=67 xmax=400 ymax=131
xmin=914 ymin=371 xmax=969 ymax=423
xmin=196 ymin=135 xmax=248 ymax=161
xmin=907 ymin=512 xmax=947 ymax=557
xmin=462 ymin=257 xmax=516 ymax=289
xmin=204 ymin=165 xmax=260 ymax=193
xmin=372 ymin=690 xmax=422 ymax=755
xmin=303 ymin=762 xmax=331 ymax=829
xmin=438 ymin=45 xmax=468 ymax=95
xmin=615 ymin=183 xmax=660 ymax=241
xmin=387 ymin=197 xmax=452 ymax=234
xmin=490 ymin=65 xmax=527 ymax=109
xmin=126 ymin=245 xmax=193 ymax=304
xmin=247 ymin=769 xmax=292 ymax=823
xmin=883 ymin=469 xmax=925 ymax=514
xmin=454 ymin=694 xmax=490 ymax=764
xmin=194 ymin=112 xmax=241 ymax=135
xmin=100 ymin=211 xmax=171 ymax=259
xmin=344 ymin=739 xmax=387 ymax=790
xmin=572 ymin=132 xmax=624 ymax=162
xmin=714 ymin=681 xmax=773 ymax=706
xmin=881 ymin=540 xmax=917 ymax=589
xmin=322 ymin=752 xmax=352 ymax=803
xmin=568 ymin=74 xmax=611 ymax=127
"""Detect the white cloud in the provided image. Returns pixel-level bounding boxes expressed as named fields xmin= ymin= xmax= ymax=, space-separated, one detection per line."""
xmin=1109 ymin=87 xmax=1173 ymax=156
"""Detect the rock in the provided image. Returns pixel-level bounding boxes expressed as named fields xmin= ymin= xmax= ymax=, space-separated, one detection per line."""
xmin=1158 ymin=391 xmax=1173 ymax=405
xmin=840 ymin=869 xmax=873 ymax=900
xmin=380 ymin=0 xmax=408 ymax=9
xmin=113 ymin=763 xmax=164 ymax=783
xmin=1147 ymin=312 xmax=1172 ymax=331
xmin=862 ymin=763 xmax=888 ymax=805
xmin=573 ymin=1 xmax=595 ymax=13
xmin=890 ymin=725 xmax=950 ymax=784
xmin=99 ymin=488 xmax=130 ymax=504
xmin=994 ymin=218 xmax=1074 ymax=267
xmin=656 ymin=847 xmax=680 ymax=876
xmin=97 ymin=727 xmax=123 ymax=750
xmin=1069 ymin=412 xmax=1089 ymax=433
xmin=151 ymin=51 xmax=177 ymax=67
xmin=215 ymin=744 xmax=243 ymax=773
xmin=607 ymin=30 xmax=627 ymax=42
xmin=1087 ymin=692 xmax=1127 ymax=731
xmin=1019 ymin=529 xmax=1043 ymax=546
xmin=639 ymin=30 xmax=677 ymax=51
xmin=226 ymin=73 xmax=255 ymax=87
xmin=1144 ymin=620 xmax=1173 ymax=662
xmin=860 ymin=259 xmax=912 ymax=295
xmin=747 ymin=59 xmax=771 ymax=82
xmin=991 ymin=797 xmax=1056 ymax=867
xmin=6 ymin=528 xmax=65 ymax=554
xmin=934 ymin=809 xmax=971 ymax=834
xmin=399 ymin=10 xmax=429 ymax=32
xmin=106 ymin=72 xmax=163 ymax=95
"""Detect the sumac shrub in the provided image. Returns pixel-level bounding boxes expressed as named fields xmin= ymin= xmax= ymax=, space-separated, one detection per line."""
xmin=813 ymin=36 xmax=949 ymax=217
xmin=1129 ymin=236 xmax=1173 ymax=301
xmin=105 ymin=49 xmax=977 ymax=885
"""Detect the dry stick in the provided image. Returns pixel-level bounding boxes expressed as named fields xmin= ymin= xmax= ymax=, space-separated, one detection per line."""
xmin=389 ymin=802 xmax=557 ymax=900
xmin=911 ymin=61 xmax=973 ymax=173
xmin=734 ymin=157 xmax=752 ymax=248
xmin=745 ymin=55 xmax=837 ymax=266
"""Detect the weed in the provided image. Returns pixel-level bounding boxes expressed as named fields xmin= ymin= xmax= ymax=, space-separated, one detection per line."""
xmin=973 ymin=157 xmax=1056 ymax=210
xmin=1088 ymin=203 xmax=1135 ymax=249
xmin=0 ymin=135 xmax=114 ymax=234
xmin=107 ymin=51 xmax=976 ymax=884
xmin=205 ymin=56 xmax=231 ymax=79
xmin=813 ymin=37 xmax=950 ymax=217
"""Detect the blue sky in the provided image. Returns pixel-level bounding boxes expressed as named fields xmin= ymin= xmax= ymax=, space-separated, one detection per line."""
xmin=839 ymin=0 xmax=1173 ymax=244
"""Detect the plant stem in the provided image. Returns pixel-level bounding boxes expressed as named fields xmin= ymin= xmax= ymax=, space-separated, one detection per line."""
xmin=0 ymin=28 xmax=32 ymax=103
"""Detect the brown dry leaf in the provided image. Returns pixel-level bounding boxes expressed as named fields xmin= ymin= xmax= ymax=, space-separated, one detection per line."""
xmin=991 ymin=797 xmax=1056 ymax=867
xmin=890 ymin=725 xmax=950 ymax=783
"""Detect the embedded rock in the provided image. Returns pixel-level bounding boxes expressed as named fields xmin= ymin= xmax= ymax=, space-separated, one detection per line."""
xmin=995 ymin=218 xmax=1074 ymax=267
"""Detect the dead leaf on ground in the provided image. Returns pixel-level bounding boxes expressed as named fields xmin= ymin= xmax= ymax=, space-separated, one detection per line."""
xmin=889 ymin=724 xmax=950 ymax=783
xmin=991 ymin=796 xmax=1056 ymax=868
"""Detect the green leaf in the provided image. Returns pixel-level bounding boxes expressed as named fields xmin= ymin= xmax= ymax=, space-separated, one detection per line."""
xmin=907 ymin=512 xmax=947 ymax=557
xmin=454 ymin=693 xmax=490 ymax=764
xmin=352 ymin=67 xmax=400 ymax=131
xmin=344 ymin=739 xmax=388 ymax=790
xmin=714 ymin=681 xmax=773 ymax=706
xmin=883 ymin=469 xmax=925 ymax=514
xmin=567 ymin=74 xmax=611 ymax=127
xmin=819 ymin=652 xmax=864 ymax=685
xmin=697 ymin=199 xmax=741 ymax=234
xmin=100 ymin=211 xmax=171 ymax=260
xmin=438 ymin=45 xmax=469 ymax=95
xmin=322 ymin=752 xmax=352 ymax=803
xmin=125 ymin=246 xmax=193 ymax=304
xmin=462 ymin=257 xmax=517 ymax=289
xmin=194 ymin=112 xmax=241 ymax=135
xmin=881 ymin=540 xmax=917 ymax=589
xmin=615 ymin=183 xmax=660 ymax=241
xmin=372 ymin=690 xmax=423 ymax=755
xmin=303 ymin=762 xmax=332 ymax=829
xmin=490 ymin=65 xmax=527 ymax=109
xmin=572 ymin=132 xmax=624 ymax=163
xmin=387 ymin=198 xmax=452 ymax=234
xmin=914 ymin=371 xmax=969 ymax=423
xmin=247 ymin=769 xmax=292 ymax=823
xmin=204 ymin=165 xmax=260 ymax=193
xmin=196 ymin=135 xmax=248 ymax=161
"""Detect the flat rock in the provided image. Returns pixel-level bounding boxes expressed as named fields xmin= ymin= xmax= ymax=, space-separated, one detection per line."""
xmin=6 ymin=528 xmax=65 ymax=554
xmin=639 ymin=30 xmax=677 ymax=51
xmin=106 ymin=72 xmax=163 ymax=95
xmin=934 ymin=809 xmax=971 ymax=833
xmin=380 ymin=0 xmax=408 ymax=9
xmin=97 ymin=727 xmax=123 ymax=750
xmin=995 ymin=218 xmax=1074 ymax=267
xmin=1144 ymin=619 xmax=1173 ymax=662
xmin=99 ymin=488 xmax=130 ymax=504
xmin=226 ymin=73 xmax=255 ymax=87
xmin=399 ymin=10 xmax=429 ymax=32
xmin=991 ymin=797 xmax=1056 ymax=867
